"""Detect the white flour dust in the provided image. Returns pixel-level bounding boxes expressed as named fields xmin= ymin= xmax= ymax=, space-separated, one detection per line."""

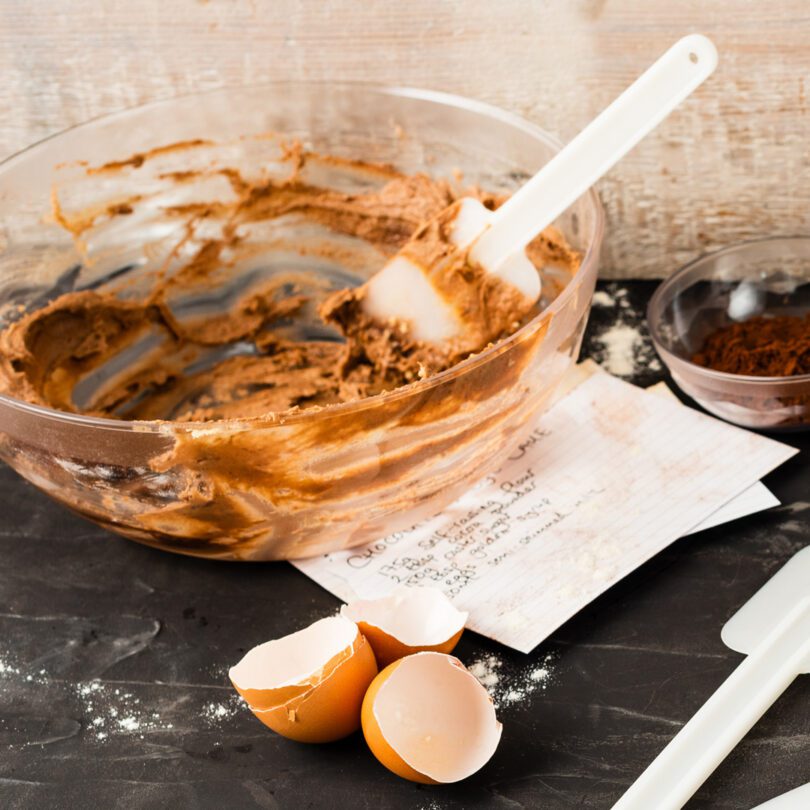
xmin=0 ymin=656 xmax=21 ymax=678
xmin=468 ymin=654 xmax=501 ymax=690
xmin=0 ymin=654 xmax=47 ymax=685
xmin=468 ymin=651 xmax=557 ymax=708
xmin=589 ymin=285 xmax=662 ymax=377
xmin=591 ymin=290 xmax=616 ymax=308
xmin=202 ymin=693 xmax=245 ymax=726
xmin=780 ymin=501 xmax=810 ymax=514
xmin=594 ymin=324 xmax=643 ymax=376
xmin=75 ymin=680 xmax=175 ymax=741
xmin=1 ymin=648 xmax=243 ymax=743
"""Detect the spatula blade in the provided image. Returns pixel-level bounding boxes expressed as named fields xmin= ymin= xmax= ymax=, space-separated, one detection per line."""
xmin=363 ymin=255 xmax=462 ymax=343
xmin=721 ymin=545 xmax=810 ymax=672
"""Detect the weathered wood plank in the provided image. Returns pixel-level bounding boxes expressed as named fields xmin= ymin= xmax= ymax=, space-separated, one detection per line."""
xmin=1 ymin=0 xmax=808 ymax=277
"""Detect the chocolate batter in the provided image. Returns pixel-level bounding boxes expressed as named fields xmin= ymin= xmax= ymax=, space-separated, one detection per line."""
xmin=0 ymin=147 xmax=580 ymax=423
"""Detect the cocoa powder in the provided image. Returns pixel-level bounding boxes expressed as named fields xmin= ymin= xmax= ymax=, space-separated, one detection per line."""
xmin=692 ymin=314 xmax=810 ymax=377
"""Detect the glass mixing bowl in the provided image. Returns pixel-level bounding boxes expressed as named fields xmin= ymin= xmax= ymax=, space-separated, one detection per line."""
xmin=648 ymin=237 xmax=810 ymax=431
xmin=0 ymin=83 xmax=603 ymax=560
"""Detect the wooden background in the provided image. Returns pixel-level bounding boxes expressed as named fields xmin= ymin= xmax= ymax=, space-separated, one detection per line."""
xmin=1 ymin=0 xmax=808 ymax=278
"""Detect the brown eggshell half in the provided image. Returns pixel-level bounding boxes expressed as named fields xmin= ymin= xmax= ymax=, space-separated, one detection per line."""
xmin=361 ymin=658 xmax=438 ymax=784
xmin=361 ymin=652 xmax=502 ymax=783
xmin=229 ymin=615 xmax=378 ymax=743
xmin=341 ymin=586 xmax=468 ymax=667
xmin=251 ymin=632 xmax=378 ymax=743
xmin=356 ymin=622 xmax=465 ymax=669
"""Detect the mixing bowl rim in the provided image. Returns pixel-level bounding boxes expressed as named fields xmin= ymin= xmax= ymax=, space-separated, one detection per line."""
xmin=0 ymin=81 xmax=605 ymax=432
xmin=648 ymin=235 xmax=810 ymax=386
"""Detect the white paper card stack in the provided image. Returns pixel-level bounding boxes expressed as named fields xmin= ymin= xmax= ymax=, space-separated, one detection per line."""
xmin=294 ymin=365 xmax=797 ymax=652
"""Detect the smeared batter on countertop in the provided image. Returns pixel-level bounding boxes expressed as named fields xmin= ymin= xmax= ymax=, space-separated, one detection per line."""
xmin=0 ymin=146 xmax=580 ymax=423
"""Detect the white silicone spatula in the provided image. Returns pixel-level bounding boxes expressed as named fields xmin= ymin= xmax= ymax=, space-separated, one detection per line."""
xmin=614 ymin=546 xmax=810 ymax=810
xmin=363 ymin=34 xmax=718 ymax=343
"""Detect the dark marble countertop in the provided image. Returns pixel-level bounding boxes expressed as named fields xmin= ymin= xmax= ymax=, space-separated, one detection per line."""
xmin=1 ymin=281 xmax=808 ymax=809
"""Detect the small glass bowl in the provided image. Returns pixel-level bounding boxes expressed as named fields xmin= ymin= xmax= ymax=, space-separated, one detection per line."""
xmin=648 ymin=237 xmax=810 ymax=431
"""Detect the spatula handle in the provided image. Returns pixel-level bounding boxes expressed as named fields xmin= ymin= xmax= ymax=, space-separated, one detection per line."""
xmin=613 ymin=597 xmax=810 ymax=810
xmin=471 ymin=34 xmax=718 ymax=272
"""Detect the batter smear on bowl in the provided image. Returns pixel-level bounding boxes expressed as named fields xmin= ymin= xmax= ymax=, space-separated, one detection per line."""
xmin=0 ymin=145 xmax=580 ymax=422
xmin=0 ymin=108 xmax=599 ymax=563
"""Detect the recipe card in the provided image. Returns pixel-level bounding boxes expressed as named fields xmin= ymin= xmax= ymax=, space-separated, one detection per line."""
xmin=644 ymin=382 xmax=781 ymax=535
xmin=294 ymin=369 xmax=797 ymax=653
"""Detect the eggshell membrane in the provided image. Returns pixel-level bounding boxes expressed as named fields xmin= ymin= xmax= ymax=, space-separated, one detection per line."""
xmin=229 ymin=615 xmax=378 ymax=743
xmin=361 ymin=652 xmax=502 ymax=783
xmin=341 ymin=587 xmax=468 ymax=667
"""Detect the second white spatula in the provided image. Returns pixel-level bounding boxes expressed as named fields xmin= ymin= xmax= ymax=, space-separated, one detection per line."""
xmin=363 ymin=34 xmax=719 ymax=344
xmin=614 ymin=546 xmax=810 ymax=810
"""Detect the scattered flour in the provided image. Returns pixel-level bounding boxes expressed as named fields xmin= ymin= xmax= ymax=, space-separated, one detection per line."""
xmin=591 ymin=290 xmax=616 ymax=308
xmin=75 ymin=680 xmax=174 ymax=741
xmin=468 ymin=651 xmax=557 ymax=708
xmin=1 ymin=650 xmax=241 ymax=744
xmin=593 ymin=323 xmax=644 ymax=376
xmin=0 ymin=655 xmax=47 ymax=685
xmin=780 ymin=501 xmax=810 ymax=514
xmin=468 ymin=654 xmax=501 ymax=689
xmin=0 ymin=656 xmax=21 ymax=678
xmin=202 ymin=693 xmax=244 ymax=726
xmin=589 ymin=285 xmax=662 ymax=377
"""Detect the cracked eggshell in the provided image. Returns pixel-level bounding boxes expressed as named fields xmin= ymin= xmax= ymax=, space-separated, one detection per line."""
xmin=229 ymin=615 xmax=378 ymax=743
xmin=341 ymin=586 xmax=468 ymax=667
xmin=361 ymin=651 xmax=502 ymax=784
